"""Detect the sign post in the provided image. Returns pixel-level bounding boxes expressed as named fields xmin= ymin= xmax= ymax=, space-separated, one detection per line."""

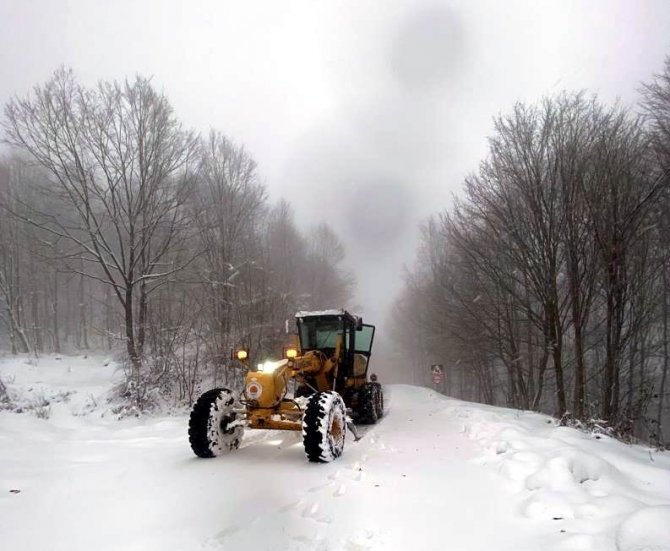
xmin=431 ymin=364 xmax=445 ymax=394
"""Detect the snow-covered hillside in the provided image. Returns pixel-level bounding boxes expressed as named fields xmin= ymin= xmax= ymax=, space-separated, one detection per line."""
xmin=1 ymin=355 xmax=669 ymax=551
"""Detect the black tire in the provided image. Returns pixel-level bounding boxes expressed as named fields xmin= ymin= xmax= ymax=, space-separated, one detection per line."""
xmin=374 ymin=383 xmax=384 ymax=419
xmin=295 ymin=385 xmax=314 ymax=399
xmin=302 ymin=391 xmax=346 ymax=463
xmin=189 ymin=388 xmax=243 ymax=458
xmin=357 ymin=383 xmax=378 ymax=425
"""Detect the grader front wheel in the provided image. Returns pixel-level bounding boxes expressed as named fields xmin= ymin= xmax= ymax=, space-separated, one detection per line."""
xmin=189 ymin=388 xmax=244 ymax=458
xmin=302 ymin=391 xmax=346 ymax=463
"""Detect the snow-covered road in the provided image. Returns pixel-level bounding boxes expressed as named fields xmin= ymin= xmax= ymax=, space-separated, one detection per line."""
xmin=1 ymin=356 xmax=669 ymax=551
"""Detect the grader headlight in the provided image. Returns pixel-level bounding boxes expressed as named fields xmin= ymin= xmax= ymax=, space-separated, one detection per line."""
xmin=235 ymin=349 xmax=248 ymax=361
xmin=283 ymin=347 xmax=298 ymax=360
xmin=257 ymin=360 xmax=282 ymax=373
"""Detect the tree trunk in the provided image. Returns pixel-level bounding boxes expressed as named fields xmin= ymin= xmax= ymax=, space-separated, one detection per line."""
xmin=572 ymin=317 xmax=587 ymax=419
xmin=124 ymin=285 xmax=142 ymax=398
xmin=11 ymin=304 xmax=31 ymax=353
xmin=567 ymin=249 xmax=587 ymax=419
xmin=603 ymin=283 xmax=616 ymax=420
xmin=658 ymin=266 xmax=669 ymax=445
xmin=137 ymin=278 xmax=147 ymax=355
xmin=8 ymin=308 xmax=17 ymax=354
xmin=105 ymin=285 xmax=113 ymax=350
xmin=52 ymin=270 xmax=61 ymax=354
xmin=78 ymin=272 xmax=89 ymax=349
xmin=549 ymin=295 xmax=566 ymax=416
xmin=30 ymin=273 xmax=42 ymax=353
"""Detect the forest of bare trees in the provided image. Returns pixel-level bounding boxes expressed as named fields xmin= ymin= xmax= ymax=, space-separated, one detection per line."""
xmin=0 ymin=68 xmax=354 ymax=409
xmin=3 ymin=58 xmax=669 ymax=444
xmin=392 ymin=58 xmax=670 ymax=446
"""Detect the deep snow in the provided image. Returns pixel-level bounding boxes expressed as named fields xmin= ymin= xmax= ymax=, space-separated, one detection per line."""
xmin=1 ymin=354 xmax=669 ymax=551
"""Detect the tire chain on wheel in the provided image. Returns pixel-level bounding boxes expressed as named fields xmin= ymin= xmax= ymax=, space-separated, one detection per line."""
xmin=356 ymin=383 xmax=378 ymax=425
xmin=294 ymin=385 xmax=314 ymax=399
xmin=374 ymin=383 xmax=384 ymax=419
xmin=189 ymin=388 xmax=243 ymax=458
xmin=302 ymin=391 xmax=346 ymax=463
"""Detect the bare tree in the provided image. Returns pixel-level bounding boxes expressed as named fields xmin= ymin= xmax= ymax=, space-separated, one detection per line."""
xmin=580 ymin=107 xmax=659 ymax=422
xmin=1 ymin=69 xmax=357 ymax=412
xmin=190 ymin=130 xmax=266 ymax=370
xmin=641 ymin=55 xmax=670 ymax=442
xmin=393 ymin=89 xmax=667 ymax=442
xmin=2 ymin=68 xmax=198 ymax=396
xmin=0 ymin=160 xmax=31 ymax=353
xmin=304 ymin=223 xmax=355 ymax=309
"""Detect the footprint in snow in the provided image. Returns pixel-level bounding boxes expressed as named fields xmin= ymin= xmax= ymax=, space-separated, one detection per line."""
xmin=291 ymin=535 xmax=314 ymax=544
xmin=308 ymin=481 xmax=335 ymax=493
xmin=279 ymin=499 xmax=304 ymax=512
xmin=212 ymin=525 xmax=240 ymax=542
xmin=315 ymin=515 xmax=332 ymax=524
xmin=558 ymin=533 xmax=595 ymax=550
xmin=292 ymin=533 xmax=328 ymax=548
xmin=334 ymin=484 xmax=347 ymax=497
xmin=301 ymin=502 xmax=331 ymax=524
xmin=302 ymin=501 xmax=320 ymax=518
xmin=343 ymin=529 xmax=376 ymax=551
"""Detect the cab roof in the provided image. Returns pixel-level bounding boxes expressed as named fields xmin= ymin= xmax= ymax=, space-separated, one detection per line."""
xmin=295 ymin=309 xmax=347 ymax=318
xmin=295 ymin=309 xmax=362 ymax=326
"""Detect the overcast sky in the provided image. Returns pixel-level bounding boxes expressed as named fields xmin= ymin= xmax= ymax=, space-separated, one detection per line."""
xmin=1 ymin=0 xmax=670 ymax=336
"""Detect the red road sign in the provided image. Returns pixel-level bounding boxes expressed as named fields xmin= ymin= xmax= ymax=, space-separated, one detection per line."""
xmin=431 ymin=364 xmax=444 ymax=385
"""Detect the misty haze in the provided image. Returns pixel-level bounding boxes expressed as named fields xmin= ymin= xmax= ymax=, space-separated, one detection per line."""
xmin=1 ymin=1 xmax=670 ymax=550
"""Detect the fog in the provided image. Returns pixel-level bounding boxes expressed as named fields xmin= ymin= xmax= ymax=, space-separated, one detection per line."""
xmin=1 ymin=0 xmax=669 ymax=336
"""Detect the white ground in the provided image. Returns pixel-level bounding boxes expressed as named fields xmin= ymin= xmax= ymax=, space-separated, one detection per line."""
xmin=1 ymin=354 xmax=669 ymax=551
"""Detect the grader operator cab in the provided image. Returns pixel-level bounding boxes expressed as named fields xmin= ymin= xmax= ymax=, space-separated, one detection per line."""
xmin=188 ymin=310 xmax=382 ymax=463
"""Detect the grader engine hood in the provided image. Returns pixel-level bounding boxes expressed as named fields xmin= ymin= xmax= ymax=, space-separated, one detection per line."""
xmin=244 ymin=359 xmax=289 ymax=408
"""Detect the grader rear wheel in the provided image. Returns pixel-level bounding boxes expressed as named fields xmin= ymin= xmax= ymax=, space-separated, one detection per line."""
xmin=374 ymin=384 xmax=384 ymax=419
xmin=357 ymin=383 xmax=378 ymax=425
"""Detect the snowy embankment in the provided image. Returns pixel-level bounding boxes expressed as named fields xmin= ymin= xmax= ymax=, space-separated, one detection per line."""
xmin=1 ymin=355 xmax=669 ymax=551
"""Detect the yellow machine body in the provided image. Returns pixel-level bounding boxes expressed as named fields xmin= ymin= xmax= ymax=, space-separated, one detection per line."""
xmin=244 ymin=367 xmax=287 ymax=408
xmin=189 ymin=310 xmax=378 ymax=462
xmin=241 ymin=338 xmax=343 ymax=432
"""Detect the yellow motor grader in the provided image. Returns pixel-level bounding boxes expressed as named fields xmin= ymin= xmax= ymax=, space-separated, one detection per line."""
xmin=188 ymin=310 xmax=382 ymax=462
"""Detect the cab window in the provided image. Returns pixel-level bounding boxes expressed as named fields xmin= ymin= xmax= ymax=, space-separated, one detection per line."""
xmin=299 ymin=319 xmax=343 ymax=349
xmin=354 ymin=325 xmax=375 ymax=354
